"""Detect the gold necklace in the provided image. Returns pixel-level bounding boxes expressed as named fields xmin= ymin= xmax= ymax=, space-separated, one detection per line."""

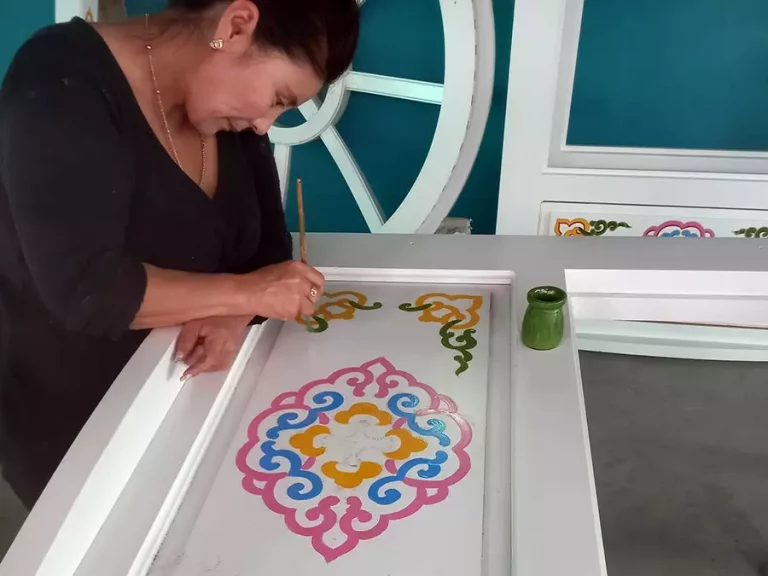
xmin=144 ymin=14 xmax=206 ymax=187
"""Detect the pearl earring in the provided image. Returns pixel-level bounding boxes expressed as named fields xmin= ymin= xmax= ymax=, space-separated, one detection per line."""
xmin=209 ymin=39 xmax=224 ymax=51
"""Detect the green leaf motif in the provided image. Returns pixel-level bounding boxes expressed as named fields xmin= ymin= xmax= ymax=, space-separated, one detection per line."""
xmin=350 ymin=301 xmax=383 ymax=311
xmin=306 ymin=316 xmax=329 ymax=333
xmin=398 ymin=302 xmax=433 ymax=313
xmin=577 ymin=220 xmax=631 ymax=237
xmin=733 ymin=227 xmax=768 ymax=239
xmin=439 ymin=319 xmax=478 ymax=376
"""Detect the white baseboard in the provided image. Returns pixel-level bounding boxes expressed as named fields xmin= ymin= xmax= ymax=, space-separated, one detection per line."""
xmin=576 ymin=319 xmax=768 ymax=362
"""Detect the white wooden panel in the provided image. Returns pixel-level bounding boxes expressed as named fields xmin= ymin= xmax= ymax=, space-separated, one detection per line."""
xmin=147 ymin=283 xmax=493 ymax=575
xmin=496 ymin=0 xmax=768 ymax=235
xmin=345 ymin=72 xmax=444 ymax=105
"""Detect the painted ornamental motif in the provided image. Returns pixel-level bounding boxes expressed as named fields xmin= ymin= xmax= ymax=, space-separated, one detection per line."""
xmin=554 ymin=218 xmax=631 ymax=237
xmin=236 ymin=358 xmax=472 ymax=562
xmin=399 ymin=293 xmax=482 ymax=376
xmin=643 ymin=220 xmax=715 ymax=238
xmin=297 ymin=291 xmax=383 ymax=333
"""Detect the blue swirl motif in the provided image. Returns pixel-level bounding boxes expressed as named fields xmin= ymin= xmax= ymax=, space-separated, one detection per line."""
xmin=258 ymin=441 xmax=323 ymax=501
xmin=661 ymin=230 xmax=700 ymax=238
xmin=265 ymin=391 xmax=344 ymax=440
xmin=387 ymin=393 xmax=450 ymax=446
xmin=368 ymin=451 xmax=449 ymax=505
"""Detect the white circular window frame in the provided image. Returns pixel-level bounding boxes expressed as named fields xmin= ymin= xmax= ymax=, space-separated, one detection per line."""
xmin=270 ymin=0 xmax=496 ymax=234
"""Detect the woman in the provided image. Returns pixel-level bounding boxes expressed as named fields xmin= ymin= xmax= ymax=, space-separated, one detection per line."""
xmin=0 ymin=0 xmax=359 ymax=508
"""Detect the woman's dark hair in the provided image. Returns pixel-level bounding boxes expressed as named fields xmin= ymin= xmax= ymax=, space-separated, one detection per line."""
xmin=169 ymin=0 xmax=359 ymax=84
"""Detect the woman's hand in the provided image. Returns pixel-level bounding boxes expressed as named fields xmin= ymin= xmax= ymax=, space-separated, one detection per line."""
xmin=240 ymin=260 xmax=325 ymax=320
xmin=175 ymin=315 xmax=251 ymax=380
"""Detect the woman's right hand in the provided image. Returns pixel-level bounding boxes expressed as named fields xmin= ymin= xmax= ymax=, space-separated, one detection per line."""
xmin=239 ymin=260 xmax=325 ymax=320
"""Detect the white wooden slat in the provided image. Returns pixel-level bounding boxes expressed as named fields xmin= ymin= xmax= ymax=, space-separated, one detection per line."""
xmin=576 ymin=319 xmax=768 ymax=362
xmin=24 ymin=330 xmax=185 ymax=576
xmin=269 ymin=90 xmax=347 ymax=147
xmin=126 ymin=327 xmax=266 ymax=576
xmin=345 ymin=71 xmax=444 ymax=105
xmin=319 ymin=126 xmax=386 ymax=232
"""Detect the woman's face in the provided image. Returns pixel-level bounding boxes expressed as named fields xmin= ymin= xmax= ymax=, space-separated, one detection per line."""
xmin=183 ymin=1 xmax=324 ymax=136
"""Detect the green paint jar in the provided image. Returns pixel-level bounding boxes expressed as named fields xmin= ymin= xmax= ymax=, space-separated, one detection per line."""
xmin=522 ymin=286 xmax=567 ymax=351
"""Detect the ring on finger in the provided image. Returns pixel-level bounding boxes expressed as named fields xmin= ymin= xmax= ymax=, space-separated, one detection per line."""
xmin=309 ymin=286 xmax=319 ymax=299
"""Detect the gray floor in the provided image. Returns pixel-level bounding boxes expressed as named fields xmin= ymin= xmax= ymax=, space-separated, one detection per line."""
xmin=581 ymin=352 xmax=768 ymax=576
xmin=0 ymin=353 xmax=766 ymax=573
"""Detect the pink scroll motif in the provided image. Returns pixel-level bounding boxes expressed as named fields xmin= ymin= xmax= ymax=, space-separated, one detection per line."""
xmin=643 ymin=220 xmax=715 ymax=238
xmin=235 ymin=358 xmax=473 ymax=562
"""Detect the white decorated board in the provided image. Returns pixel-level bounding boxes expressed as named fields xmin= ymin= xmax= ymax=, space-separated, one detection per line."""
xmin=148 ymin=282 xmax=492 ymax=576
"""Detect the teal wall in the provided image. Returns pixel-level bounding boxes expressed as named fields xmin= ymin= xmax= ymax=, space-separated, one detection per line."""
xmin=0 ymin=0 xmax=53 ymax=79
xmin=568 ymin=0 xmax=768 ymax=152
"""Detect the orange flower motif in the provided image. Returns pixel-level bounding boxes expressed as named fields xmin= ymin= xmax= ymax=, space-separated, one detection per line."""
xmin=383 ymin=429 xmax=428 ymax=461
xmin=321 ymin=461 xmax=383 ymax=489
xmin=335 ymin=403 xmax=392 ymax=426
xmin=290 ymin=425 xmax=330 ymax=457
xmin=412 ymin=293 xmax=482 ymax=331
xmin=554 ymin=218 xmax=590 ymax=237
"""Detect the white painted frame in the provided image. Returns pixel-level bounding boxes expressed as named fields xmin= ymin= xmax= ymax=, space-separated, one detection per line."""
xmin=271 ymin=0 xmax=495 ymax=233
xmin=496 ymin=0 xmax=768 ymax=235
xmin=7 ymin=236 xmax=768 ymax=576
xmin=55 ymin=0 xmax=97 ymax=23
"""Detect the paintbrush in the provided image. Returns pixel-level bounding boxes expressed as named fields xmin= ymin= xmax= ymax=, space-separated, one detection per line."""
xmin=296 ymin=178 xmax=313 ymax=330
xmin=297 ymin=178 xmax=308 ymax=265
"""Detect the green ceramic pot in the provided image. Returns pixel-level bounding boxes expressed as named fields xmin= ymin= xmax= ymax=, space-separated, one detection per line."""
xmin=521 ymin=286 xmax=567 ymax=351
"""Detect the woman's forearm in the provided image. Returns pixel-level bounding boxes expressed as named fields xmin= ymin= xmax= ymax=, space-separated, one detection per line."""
xmin=130 ymin=264 xmax=249 ymax=329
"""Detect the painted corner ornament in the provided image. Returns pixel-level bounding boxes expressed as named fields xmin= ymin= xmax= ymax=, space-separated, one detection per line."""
xmin=297 ymin=291 xmax=382 ymax=333
xmin=554 ymin=218 xmax=631 ymax=237
xmin=236 ymin=358 xmax=472 ymax=562
xmin=399 ymin=293 xmax=481 ymax=376
xmin=643 ymin=220 xmax=715 ymax=238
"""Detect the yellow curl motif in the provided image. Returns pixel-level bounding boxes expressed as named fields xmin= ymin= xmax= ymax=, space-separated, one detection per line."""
xmin=322 ymin=461 xmax=383 ymax=489
xmin=290 ymin=425 xmax=330 ymax=457
xmin=383 ymin=429 xmax=428 ymax=460
xmin=335 ymin=403 xmax=392 ymax=426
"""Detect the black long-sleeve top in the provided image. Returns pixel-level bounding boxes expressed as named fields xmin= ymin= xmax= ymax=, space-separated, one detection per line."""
xmin=0 ymin=18 xmax=292 ymax=505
